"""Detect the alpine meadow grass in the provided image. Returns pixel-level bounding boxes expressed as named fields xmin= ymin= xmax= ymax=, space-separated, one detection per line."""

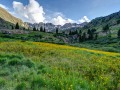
xmin=0 ymin=41 xmax=120 ymax=90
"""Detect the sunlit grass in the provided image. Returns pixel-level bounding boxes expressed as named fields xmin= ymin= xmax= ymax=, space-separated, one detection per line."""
xmin=0 ymin=41 xmax=120 ymax=90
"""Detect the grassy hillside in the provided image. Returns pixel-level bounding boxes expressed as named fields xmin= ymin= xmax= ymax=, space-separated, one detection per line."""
xmin=0 ymin=31 xmax=64 ymax=44
xmin=0 ymin=30 xmax=120 ymax=53
xmin=0 ymin=41 xmax=120 ymax=90
xmin=71 ymin=37 xmax=120 ymax=53
xmin=0 ymin=7 xmax=28 ymax=28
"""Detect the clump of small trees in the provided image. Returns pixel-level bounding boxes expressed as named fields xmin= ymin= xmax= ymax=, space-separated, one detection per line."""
xmin=102 ymin=24 xmax=120 ymax=39
xmin=102 ymin=24 xmax=111 ymax=37
xmin=69 ymin=29 xmax=98 ymax=43
xmin=33 ymin=26 xmax=46 ymax=32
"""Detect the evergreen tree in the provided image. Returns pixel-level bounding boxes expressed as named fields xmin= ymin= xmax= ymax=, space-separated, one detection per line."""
xmin=23 ymin=27 xmax=25 ymax=30
xmin=103 ymin=24 xmax=111 ymax=37
xmin=79 ymin=34 xmax=82 ymax=42
xmin=87 ymin=29 xmax=91 ymax=40
xmin=95 ymin=33 xmax=98 ymax=40
xmin=62 ymin=31 xmax=65 ymax=34
xmin=87 ymin=29 xmax=91 ymax=35
xmin=91 ymin=28 xmax=96 ymax=33
xmin=69 ymin=30 xmax=72 ymax=35
xmin=118 ymin=29 xmax=120 ymax=38
xmin=40 ymin=26 xmax=43 ymax=32
xmin=117 ymin=19 xmax=120 ymax=24
xmin=79 ymin=30 xmax=82 ymax=42
xmin=103 ymin=24 xmax=109 ymax=34
xmin=11 ymin=26 xmax=14 ymax=29
xmin=87 ymin=29 xmax=93 ymax=40
xmin=56 ymin=28 xmax=58 ymax=34
xmin=82 ymin=32 xmax=86 ymax=41
xmin=43 ymin=27 xmax=46 ymax=32
xmin=15 ymin=22 xmax=19 ymax=29
xmin=75 ymin=30 xmax=78 ymax=34
xmin=79 ymin=30 xmax=82 ymax=35
xmin=33 ymin=26 xmax=36 ymax=31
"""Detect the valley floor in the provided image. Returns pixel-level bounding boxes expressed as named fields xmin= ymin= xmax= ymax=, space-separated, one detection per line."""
xmin=0 ymin=41 xmax=120 ymax=90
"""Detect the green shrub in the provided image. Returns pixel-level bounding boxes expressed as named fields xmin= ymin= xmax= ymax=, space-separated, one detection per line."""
xmin=38 ymin=64 xmax=45 ymax=69
xmin=37 ymin=69 xmax=46 ymax=74
xmin=101 ymin=47 xmax=118 ymax=52
xmin=0 ymin=58 xmax=6 ymax=65
xmin=15 ymin=82 xmax=27 ymax=90
xmin=0 ymin=78 xmax=5 ymax=88
xmin=23 ymin=59 xmax=34 ymax=68
xmin=0 ymin=70 xmax=9 ymax=76
xmin=8 ymin=59 xmax=21 ymax=66
xmin=31 ymin=76 xmax=46 ymax=89
xmin=7 ymin=54 xmax=23 ymax=59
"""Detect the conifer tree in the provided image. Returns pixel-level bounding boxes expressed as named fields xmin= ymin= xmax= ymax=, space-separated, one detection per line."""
xmin=33 ymin=26 xmax=36 ymax=31
xmin=44 ymin=27 xmax=46 ymax=32
xmin=56 ymin=28 xmax=58 ymax=34
xmin=15 ymin=22 xmax=19 ymax=29
xmin=118 ymin=29 xmax=120 ymax=38
xmin=40 ymin=26 xmax=43 ymax=32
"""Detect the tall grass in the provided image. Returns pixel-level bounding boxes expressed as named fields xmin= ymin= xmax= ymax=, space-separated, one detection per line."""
xmin=0 ymin=41 xmax=120 ymax=90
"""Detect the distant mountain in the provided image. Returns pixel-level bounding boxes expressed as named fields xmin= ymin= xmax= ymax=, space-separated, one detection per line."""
xmin=0 ymin=7 xmax=28 ymax=29
xmin=84 ymin=11 xmax=120 ymax=30
xmin=0 ymin=7 xmax=87 ymax=31
xmin=28 ymin=22 xmax=56 ymax=32
xmin=28 ymin=22 xmax=88 ymax=32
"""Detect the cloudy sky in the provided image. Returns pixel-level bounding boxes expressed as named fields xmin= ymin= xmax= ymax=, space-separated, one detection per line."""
xmin=0 ymin=0 xmax=120 ymax=25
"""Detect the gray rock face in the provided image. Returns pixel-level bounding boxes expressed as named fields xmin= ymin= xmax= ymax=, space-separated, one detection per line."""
xmin=27 ymin=22 xmax=88 ymax=32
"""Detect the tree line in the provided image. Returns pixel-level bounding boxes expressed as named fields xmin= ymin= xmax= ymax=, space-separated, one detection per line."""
xmin=102 ymin=24 xmax=120 ymax=38
xmin=12 ymin=23 xmax=46 ymax=32
xmin=68 ymin=29 xmax=98 ymax=42
xmin=11 ymin=22 xmax=20 ymax=29
xmin=13 ymin=22 xmax=120 ymax=40
xmin=67 ymin=24 xmax=120 ymax=43
xmin=33 ymin=26 xmax=46 ymax=32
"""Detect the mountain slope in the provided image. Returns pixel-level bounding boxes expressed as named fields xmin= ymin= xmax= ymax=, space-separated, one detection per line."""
xmin=84 ymin=11 xmax=120 ymax=30
xmin=0 ymin=7 xmax=28 ymax=28
xmin=0 ymin=41 xmax=120 ymax=89
xmin=28 ymin=22 xmax=87 ymax=32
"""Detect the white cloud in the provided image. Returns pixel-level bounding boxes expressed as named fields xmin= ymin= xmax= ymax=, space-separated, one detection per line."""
xmin=0 ymin=4 xmax=9 ymax=10
xmin=50 ymin=14 xmax=90 ymax=25
xmin=12 ymin=0 xmax=90 ymax=25
xmin=79 ymin=16 xmax=90 ymax=23
xmin=13 ymin=0 xmax=45 ymax=23
xmin=51 ymin=15 xmax=75 ymax=26
xmin=44 ymin=12 xmax=75 ymax=25
xmin=50 ymin=15 xmax=90 ymax=26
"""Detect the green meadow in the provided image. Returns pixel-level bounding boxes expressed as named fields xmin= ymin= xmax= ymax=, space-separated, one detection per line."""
xmin=0 ymin=41 xmax=120 ymax=90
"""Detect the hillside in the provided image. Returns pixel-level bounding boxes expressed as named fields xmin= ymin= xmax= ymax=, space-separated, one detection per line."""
xmin=0 ymin=7 xmax=28 ymax=28
xmin=0 ymin=41 xmax=120 ymax=90
xmin=84 ymin=11 xmax=120 ymax=31
xmin=0 ymin=17 xmax=14 ymax=29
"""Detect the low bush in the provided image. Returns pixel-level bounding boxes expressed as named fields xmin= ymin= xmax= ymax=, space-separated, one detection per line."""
xmin=15 ymin=82 xmax=27 ymax=90
xmin=23 ymin=59 xmax=34 ymax=68
xmin=8 ymin=59 xmax=21 ymax=66
xmin=31 ymin=76 xmax=46 ymax=89
xmin=0 ymin=78 xmax=5 ymax=88
xmin=0 ymin=58 xmax=6 ymax=65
